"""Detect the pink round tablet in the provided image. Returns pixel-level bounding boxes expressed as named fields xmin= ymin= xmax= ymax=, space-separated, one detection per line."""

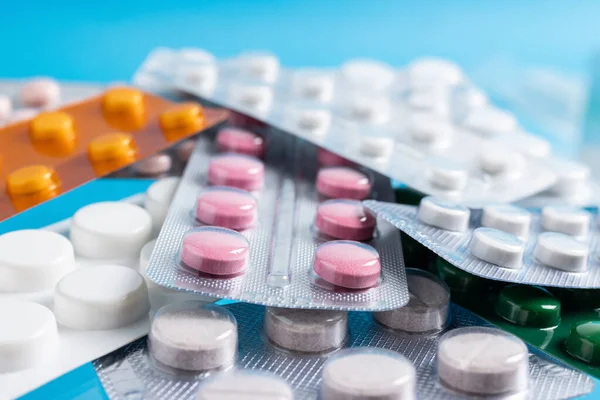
xmin=208 ymin=154 xmax=265 ymax=191
xmin=313 ymin=241 xmax=381 ymax=289
xmin=20 ymin=78 xmax=61 ymax=108
xmin=216 ymin=127 xmax=266 ymax=158
xmin=134 ymin=154 xmax=172 ymax=176
xmin=180 ymin=227 xmax=249 ymax=275
xmin=176 ymin=138 xmax=197 ymax=162
xmin=316 ymin=167 xmax=371 ymax=200
xmin=196 ymin=187 xmax=257 ymax=230
xmin=315 ymin=200 xmax=376 ymax=241
xmin=317 ymin=148 xmax=353 ymax=167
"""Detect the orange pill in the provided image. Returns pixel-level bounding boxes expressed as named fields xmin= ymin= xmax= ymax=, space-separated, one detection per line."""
xmin=159 ymin=103 xmax=205 ymax=139
xmin=7 ymin=165 xmax=60 ymax=196
xmin=88 ymin=133 xmax=137 ymax=163
xmin=102 ymin=87 xmax=145 ymax=117
xmin=30 ymin=112 xmax=76 ymax=143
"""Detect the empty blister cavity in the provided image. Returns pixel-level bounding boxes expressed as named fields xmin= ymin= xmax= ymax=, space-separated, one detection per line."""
xmin=236 ymin=51 xmax=280 ymax=83
xmin=265 ymin=307 xmax=347 ymax=353
xmin=316 ymin=167 xmax=372 ymax=200
xmin=208 ymin=153 xmax=265 ymax=191
xmin=145 ymin=177 xmax=180 ymax=235
xmin=426 ymin=160 xmax=468 ymax=192
xmin=0 ymin=230 xmax=75 ymax=292
xmin=462 ymin=106 xmax=517 ymax=136
xmin=313 ymin=241 xmax=381 ymax=289
xmin=374 ymin=269 xmax=449 ymax=334
xmin=196 ymin=370 xmax=293 ymax=400
xmin=216 ymin=127 xmax=266 ymax=158
xmin=469 ymin=227 xmax=525 ymax=270
xmin=437 ymin=327 xmax=529 ymax=396
xmin=407 ymin=57 xmax=463 ymax=87
xmin=195 ymin=187 xmax=257 ymax=230
xmin=534 ymin=232 xmax=588 ymax=272
xmin=481 ymin=204 xmax=531 ymax=238
xmin=340 ymin=59 xmax=395 ymax=92
xmin=315 ymin=199 xmax=376 ymax=241
xmin=321 ymin=347 xmax=416 ymax=400
xmin=541 ymin=206 xmax=590 ymax=237
xmin=149 ymin=302 xmax=237 ymax=372
xmin=291 ymin=70 xmax=334 ymax=102
xmin=133 ymin=154 xmax=173 ymax=177
xmin=417 ymin=196 xmax=470 ymax=232
xmin=181 ymin=227 xmax=249 ymax=275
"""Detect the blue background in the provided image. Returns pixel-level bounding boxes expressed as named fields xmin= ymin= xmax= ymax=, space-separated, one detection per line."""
xmin=2 ymin=0 xmax=600 ymax=398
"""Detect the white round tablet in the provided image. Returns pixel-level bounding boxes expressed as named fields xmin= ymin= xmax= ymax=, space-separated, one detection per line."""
xmin=0 ymin=230 xmax=75 ymax=293
xmin=0 ymin=95 xmax=12 ymax=122
xmin=149 ymin=302 xmax=237 ymax=372
xmin=534 ymin=232 xmax=589 ymax=272
xmin=469 ymin=228 xmax=525 ymax=269
xmin=340 ymin=59 xmax=395 ymax=92
xmin=292 ymin=70 xmax=334 ymax=103
xmin=228 ymin=84 xmax=273 ymax=115
xmin=321 ymin=348 xmax=416 ymax=400
xmin=196 ymin=371 xmax=293 ymax=400
xmin=479 ymin=146 xmax=524 ymax=176
xmin=437 ymin=327 xmax=529 ymax=396
xmin=408 ymin=113 xmax=453 ymax=147
xmin=406 ymin=90 xmax=450 ymax=116
xmin=427 ymin=161 xmax=468 ymax=191
xmin=345 ymin=95 xmax=390 ymax=125
xmin=360 ymin=133 xmax=394 ymax=158
xmin=407 ymin=57 xmax=463 ymax=87
xmin=0 ymin=301 xmax=58 ymax=373
xmin=70 ymin=202 xmax=152 ymax=259
xmin=145 ymin=177 xmax=180 ymax=235
xmin=289 ymin=108 xmax=332 ymax=136
xmin=20 ymin=78 xmax=61 ymax=108
xmin=237 ymin=51 xmax=280 ymax=83
xmin=418 ymin=196 xmax=470 ymax=232
xmin=548 ymin=159 xmax=590 ymax=196
xmin=463 ymin=107 xmax=517 ymax=136
xmin=54 ymin=265 xmax=149 ymax=330
xmin=541 ymin=206 xmax=591 ymax=237
xmin=481 ymin=205 xmax=531 ymax=238
xmin=175 ymin=64 xmax=218 ymax=96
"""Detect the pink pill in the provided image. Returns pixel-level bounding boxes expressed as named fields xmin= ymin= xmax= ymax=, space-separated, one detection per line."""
xmin=315 ymin=200 xmax=376 ymax=241
xmin=313 ymin=241 xmax=381 ymax=289
xmin=133 ymin=154 xmax=173 ymax=176
xmin=176 ymin=138 xmax=197 ymax=162
xmin=195 ymin=187 xmax=257 ymax=230
xmin=316 ymin=167 xmax=371 ymax=200
xmin=180 ymin=227 xmax=249 ymax=275
xmin=208 ymin=154 xmax=265 ymax=191
xmin=216 ymin=127 xmax=266 ymax=158
xmin=20 ymin=78 xmax=61 ymax=108
xmin=317 ymin=148 xmax=353 ymax=167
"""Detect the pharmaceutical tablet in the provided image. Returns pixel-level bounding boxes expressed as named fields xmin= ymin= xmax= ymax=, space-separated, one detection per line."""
xmin=321 ymin=348 xmax=416 ymax=400
xmin=237 ymin=51 xmax=280 ymax=83
xmin=175 ymin=63 xmax=218 ymax=96
xmin=292 ymin=70 xmax=334 ymax=102
xmin=265 ymin=307 xmax=347 ymax=353
xmin=418 ymin=196 xmax=470 ymax=232
xmin=463 ymin=106 xmax=517 ymax=137
xmin=313 ymin=241 xmax=381 ymax=289
xmin=0 ymin=301 xmax=58 ymax=373
xmin=180 ymin=227 xmax=249 ymax=275
xmin=54 ymin=265 xmax=149 ymax=330
xmin=482 ymin=204 xmax=531 ymax=238
xmin=228 ymin=84 xmax=273 ymax=115
xmin=534 ymin=232 xmax=588 ymax=272
xmin=340 ymin=59 xmax=395 ymax=92
xmin=196 ymin=371 xmax=293 ymax=400
xmin=216 ymin=127 xmax=266 ymax=158
xmin=0 ymin=95 xmax=12 ymax=122
xmin=290 ymin=108 xmax=332 ymax=136
xmin=408 ymin=113 xmax=453 ymax=147
xmin=208 ymin=153 xmax=265 ymax=191
xmin=149 ymin=302 xmax=237 ymax=372
xmin=407 ymin=57 xmax=463 ymax=87
xmin=0 ymin=229 xmax=75 ymax=292
xmin=145 ymin=177 xmax=180 ymax=235
xmin=548 ymin=159 xmax=590 ymax=196
xmin=316 ymin=167 xmax=372 ymax=200
xmin=70 ymin=202 xmax=153 ymax=258
xmin=315 ymin=199 xmax=376 ymax=241
xmin=479 ymin=146 xmax=524 ymax=176
xmin=427 ymin=161 xmax=468 ymax=191
xmin=176 ymin=138 xmax=197 ymax=162
xmin=345 ymin=95 xmax=391 ymax=125
xmin=437 ymin=327 xmax=529 ymax=395
xmin=133 ymin=154 xmax=173 ymax=177
xmin=195 ymin=187 xmax=257 ymax=230
xmin=374 ymin=269 xmax=449 ymax=334
xmin=317 ymin=148 xmax=353 ymax=167
xmin=541 ymin=206 xmax=591 ymax=237
xmin=360 ymin=133 xmax=394 ymax=158
xmin=469 ymin=228 xmax=525 ymax=269
xmin=20 ymin=78 xmax=61 ymax=108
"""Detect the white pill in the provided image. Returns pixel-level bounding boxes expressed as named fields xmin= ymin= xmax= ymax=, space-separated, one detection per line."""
xmin=0 ymin=230 xmax=75 ymax=293
xmin=548 ymin=159 xmax=590 ymax=196
xmin=196 ymin=371 xmax=293 ymax=400
xmin=0 ymin=95 xmax=12 ymax=121
xmin=479 ymin=146 xmax=524 ymax=176
xmin=437 ymin=327 xmax=529 ymax=396
xmin=463 ymin=107 xmax=517 ymax=136
xmin=407 ymin=89 xmax=450 ymax=116
xmin=149 ymin=302 xmax=237 ymax=372
xmin=469 ymin=228 xmax=525 ymax=269
xmin=175 ymin=64 xmax=218 ymax=96
xmin=20 ymin=78 xmax=61 ymax=108
xmin=321 ymin=348 xmax=416 ymax=400
xmin=54 ymin=265 xmax=149 ymax=330
xmin=0 ymin=301 xmax=58 ymax=373
xmin=70 ymin=202 xmax=152 ymax=259
xmin=427 ymin=161 xmax=468 ymax=191
xmin=481 ymin=204 xmax=531 ymax=238
xmin=228 ymin=84 xmax=273 ymax=115
xmin=289 ymin=108 xmax=332 ymax=136
xmin=418 ymin=196 xmax=470 ymax=232
xmin=265 ymin=307 xmax=347 ymax=353
xmin=453 ymin=87 xmax=488 ymax=110
xmin=360 ymin=133 xmax=394 ymax=158
xmin=145 ymin=177 xmax=180 ymax=235
xmin=237 ymin=51 xmax=280 ymax=83
xmin=374 ymin=269 xmax=449 ymax=334
xmin=534 ymin=232 xmax=588 ymax=272
xmin=340 ymin=59 xmax=396 ymax=92
xmin=407 ymin=58 xmax=463 ymax=87
xmin=541 ymin=206 xmax=590 ymax=236
xmin=345 ymin=95 xmax=390 ymax=125
xmin=133 ymin=153 xmax=173 ymax=177
xmin=292 ymin=70 xmax=334 ymax=102
xmin=408 ymin=113 xmax=453 ymax=147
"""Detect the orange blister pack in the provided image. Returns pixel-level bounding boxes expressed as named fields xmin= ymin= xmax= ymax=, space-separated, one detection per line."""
xmin=0 ymin=86 xmax=228 ymax=222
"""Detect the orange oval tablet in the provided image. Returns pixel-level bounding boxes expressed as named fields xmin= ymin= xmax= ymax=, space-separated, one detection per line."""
xmin=7 ymin=165 xmax=60 ymax=196
xmin=159 ymin=102 xmax=205 ymax=139
xmin=88 ymin=133 xmax=137 ymax=163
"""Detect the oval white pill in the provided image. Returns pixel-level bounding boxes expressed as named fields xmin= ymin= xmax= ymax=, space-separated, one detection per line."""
xmin=345 ymin=95 xmax=390 ymax=125
xmin=481 ymin=204 xmax=531 ymax=238
xmin=54 ymin=265 xmax=149 ymax=330
xmin=228 ymin=84 xmax=273 ymax=115
xmin=292 ymin=71 xmax=334 ymax=102
xmin=145 ymin=177 xmax=180 ymax=235
xmin=237 ymin=51 xmax=280 ymax=83
xmin=534 ymin=232 xmax=588 ymax=272
xmin=437 ymin=327 xmax=529 ymax=396
xmin=463 ymin=107 xmax=517 ymax=136
xmin=408 ymin=113 xmax=453 ymax=147
xmin=548 ymin=159 xmax=590 ymax=196
xmin=175 ymin=64 xmax=218 ymax=96
xmin=418 ymin=196 xmax=470 ymax=232
xmin=427 ymin=161 xmax=468 ymax=191
xmin=479 ymin=146 xmax=524 ymax=176
xmin=0 ymin=301 xmax=58 ymax=373
xmin=196 ymin=371 xmax=293 ymax=400
xmin=360 ymin=133 xmax=394 ymax=158
xmin=469 ymin=228 xmax=525 ymax=269
xmin=289 ymin=108 xmax=332 ymax=136
xmin=0 ymin=230 xmax=75 ymax=292
xmin=321 ymin=348 xmax=416 ymax=400
xmin=541 ymin=206 xmax=590 ymax=237
xmin=340 ymin=59 xmax=396 ymax=92
xmin=70 ymin=202 xmax=152 ymax=259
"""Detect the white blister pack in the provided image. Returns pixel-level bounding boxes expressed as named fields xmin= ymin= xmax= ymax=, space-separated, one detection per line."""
xmin=132 ymin=48 xmax=557 ymax=206
xmin=365 ymin=196 xmax=600 ymax=288
xmin=145 ymin=123 xmax=409 ymax=311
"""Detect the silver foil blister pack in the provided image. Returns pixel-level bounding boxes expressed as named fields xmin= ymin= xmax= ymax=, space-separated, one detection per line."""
xmin=145 ymin=128 xmax=409 ymax=311
xmin=132 ymin=48 xmax=558 ymax=206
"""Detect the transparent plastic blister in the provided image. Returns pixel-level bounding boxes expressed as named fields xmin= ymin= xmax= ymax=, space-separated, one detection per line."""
xmin=145 ymin=126 xmax=409 ymax=311
xmin=133 ymin=48 xmax=558 ymax=206
xmin=364 ymin=197 xmax=600 ymax=288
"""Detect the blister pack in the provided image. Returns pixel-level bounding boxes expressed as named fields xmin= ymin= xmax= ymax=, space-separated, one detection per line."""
xmin=365 ymin=197 xmax=600 ymax=288
xmin=145 ymin=123 xmax=409 ymax=311
xmin=132 ymin=48 xmax=557 ymax=206
xmin=93 ymin=269 xmax=593 ymax=400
